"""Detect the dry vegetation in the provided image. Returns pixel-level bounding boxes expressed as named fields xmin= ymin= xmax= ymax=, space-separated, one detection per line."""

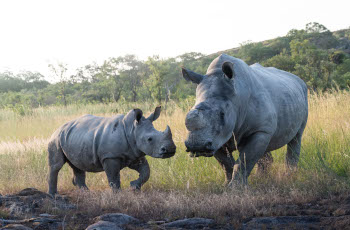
xmin=1 ymin=91 xmax=350 ymax=225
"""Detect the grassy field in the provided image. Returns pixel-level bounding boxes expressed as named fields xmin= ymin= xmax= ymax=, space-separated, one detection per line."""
xmin=1 ymin=91 xmax=350 ymax=222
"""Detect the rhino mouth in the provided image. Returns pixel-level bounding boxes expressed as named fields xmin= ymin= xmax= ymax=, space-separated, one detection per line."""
xmin=161 ymin=151 xmax=176 ymax=159
xmin=186 ymin=149 xmax=215 ymax=158
xmin=185 ymin=140 xmax=215 ymax=157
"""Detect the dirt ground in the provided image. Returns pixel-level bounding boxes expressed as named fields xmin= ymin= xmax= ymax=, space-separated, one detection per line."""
xmin=0 ymin=188 xmax=350 ymax=229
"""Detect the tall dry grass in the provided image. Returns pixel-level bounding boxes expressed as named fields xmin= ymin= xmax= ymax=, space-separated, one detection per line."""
xmin=0 ymin=92 xmax=350 ymax=221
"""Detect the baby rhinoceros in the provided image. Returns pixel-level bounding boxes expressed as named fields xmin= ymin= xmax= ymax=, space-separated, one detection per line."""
xmin=47 ymin=106 xmax=176 ymax=195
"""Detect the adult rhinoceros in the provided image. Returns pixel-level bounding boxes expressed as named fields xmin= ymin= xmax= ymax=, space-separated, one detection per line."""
xmin=47 ymin=107 xmax=176 ymax=195
xmin=182 ymin=54 xmax=308 ymax=186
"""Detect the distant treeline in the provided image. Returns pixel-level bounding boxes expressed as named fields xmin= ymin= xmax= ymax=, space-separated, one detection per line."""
xmin=1 ymin=22 xmax=350 ymax=111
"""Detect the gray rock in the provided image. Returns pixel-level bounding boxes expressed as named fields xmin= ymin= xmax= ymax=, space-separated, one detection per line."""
xmin=8 ymin=202 xmax=32 ymax=215
xmin=243 ymin=216 xmax=321 ymax=230
xmin=14 ymin=188 xmax=49 ymax=198
xmin=333 ymin=196 xmax=350 ymax=216
xmin=147 ymin=220 xmax=166 ymax=225
xmin=163 ymin=218 xmax=215 ymax=229
xmin=85 ymin=221 xmax=123 ymax=230
xmin=0 ymin=188 xmax=75 ymax=218
xmin=94 ymin=213 xmax=140 ymax=226
xmin=32 ymin=221 xmax=62 ymax=230
xmin=39 ymin=213 xmax=57 ymax=218
xmin=0 ymin=224 xmax=33 ymax=230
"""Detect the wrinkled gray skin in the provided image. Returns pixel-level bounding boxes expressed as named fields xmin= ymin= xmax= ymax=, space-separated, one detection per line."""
xmin=48 ymin=107 xmax=176 ymax=195
xmin=182 ymin=54 xmax=308 ymax=186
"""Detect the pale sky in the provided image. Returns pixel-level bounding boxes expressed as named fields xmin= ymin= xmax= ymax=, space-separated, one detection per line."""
xmin=0 ymin=0 xmax=349 ymax=77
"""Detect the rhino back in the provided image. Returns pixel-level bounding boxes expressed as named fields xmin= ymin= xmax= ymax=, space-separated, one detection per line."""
xmin=56 ymin=114 xmax=130 ymax=172
xmin=248 ymin=64 xmax=308 ymax=150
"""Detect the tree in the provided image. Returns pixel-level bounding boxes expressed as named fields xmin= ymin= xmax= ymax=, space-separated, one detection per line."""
xmin=263 ymin=50 xmax=295 ymax=73
xmin=146 ymin=56 xmax=184 ymax=104
xmin=329 ymin=50 xmax=346 ymax=64
xmin=115 ymin=55 xmax=148 ymax=102
xmin=146 ymin=56 xmax=165 ymax=104
xmin=305 ymin=22 xmax=329 ymax=33
xmin=17 ymin=71 xmax=49 ymax=90
xmin=104 ymin=58 xmax=124 ymax=102
xmin=238 ymin=41 xmax=276 ymax=64
xmin=75 ymin=63 xmax=112 ymax=103
xmin=0 ymin=71 xmax=26 ymax=93
xmin=48 ymin=62 xmax=69 ymax=106
xmin=290 ymin=39 xmax=335 ymax=90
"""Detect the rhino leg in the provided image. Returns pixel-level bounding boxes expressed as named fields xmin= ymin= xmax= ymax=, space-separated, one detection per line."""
xmin=103 ymin=158 xmax=122 ymax=191
xmin=67 ymin=162 xmax=88 ymax=190
xmin=286 ymin=123 xmax=305 ymax=170
xmin=129 ymin=157 xmax=150 ymax=190
xmin=256 ymin=151 xmax=273 ymax=175
xmin=214 ymin=147 xmax=235 ymax=185
xmin=48 ymin=141 xmax=66 ymax=196
xmin=230 ymin=132 xmax=271 ymax=186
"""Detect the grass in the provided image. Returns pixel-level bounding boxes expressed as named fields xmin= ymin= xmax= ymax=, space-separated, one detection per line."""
xmin=0 ymin=91 xmax=350 ymax=223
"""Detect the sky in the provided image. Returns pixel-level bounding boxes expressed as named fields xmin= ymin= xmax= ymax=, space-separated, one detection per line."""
xmin=0 ymin=0 xmax=349 ymax=77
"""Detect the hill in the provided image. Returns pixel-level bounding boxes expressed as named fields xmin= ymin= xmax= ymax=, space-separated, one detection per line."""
xmin=207 ymin=23 xmax=350 ymax=91
xmin=211 ymin=27 xmax=350 ymax=59
xmin=0 ymin=22 xmax=350 ymax=110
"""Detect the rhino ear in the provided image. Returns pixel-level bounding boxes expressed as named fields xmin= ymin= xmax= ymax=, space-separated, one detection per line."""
xmin=222 ymin=62 xmax=235 ymax=79
xmin=181 ymin=68 xmax=204 ymax=84
xmin=134 ymin=109 xmax=143 ymax=123
xmin=147 ymin=106 xmax=161 ymax=122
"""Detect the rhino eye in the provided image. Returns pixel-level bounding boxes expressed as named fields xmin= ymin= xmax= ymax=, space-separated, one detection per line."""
xmin=220 ymin=111 xmax=225 ymax=119
xmin=148 ymin=137 xmax=153 ymax=142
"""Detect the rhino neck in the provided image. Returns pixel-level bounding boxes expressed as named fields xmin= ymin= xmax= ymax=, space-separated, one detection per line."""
xmin=122 ymin=116 xmax=144 ymax=159
xmin=233 ymin=78 xmax=252 ymax=133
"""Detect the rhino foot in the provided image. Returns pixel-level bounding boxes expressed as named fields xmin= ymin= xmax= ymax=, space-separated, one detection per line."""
xmin=227 ymin=178 xmax=249 ymax=190
xmin=130 ymin=181 xmax=142 ymax=190
xmin=47 ymin=189 xmax=58 ymax=197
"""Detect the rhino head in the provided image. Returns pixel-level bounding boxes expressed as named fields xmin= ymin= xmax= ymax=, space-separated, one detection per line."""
xmin=123 ymin=106 xmax=176 ymax=158
xmin=182 ymin=60 xmax=237 ymax=156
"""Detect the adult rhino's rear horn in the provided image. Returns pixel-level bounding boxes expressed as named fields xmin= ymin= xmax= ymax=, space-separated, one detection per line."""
xmin=185 ymin=109 xmax=206 ymax=131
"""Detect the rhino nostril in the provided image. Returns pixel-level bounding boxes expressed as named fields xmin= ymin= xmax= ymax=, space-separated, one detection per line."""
xmin=161 ymin=147 xmax=166 ymax=153
xmin=206 ymin=141 xmax=212 ymax=149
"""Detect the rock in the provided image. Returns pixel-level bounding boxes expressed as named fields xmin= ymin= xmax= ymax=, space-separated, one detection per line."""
xmin=14 ymin=188 xmax=49 ymax=198
xmin=32 ymin=221 xmax=62 ymax=230
xmin=49 ymin=196 xmax=76 ymax=210
xmin=7 ymin=202 xmax=32 ymax=215
xmin=94 ymin=213 xmax=140 ymax=226
xmin=333 ymin=205 xmax=350 ymax=216
xmin=162 ymin=218 xmax=215 ymax=229
xmin=2 ymin=188 xmax=58 ymax=216
xmin=243 ymin=216 xmax=321 ymax=230
xmin=85 ymin=221 xmax=123 ymax=230
xmin=321 ymin=215 xmax=350 ymax=229
xmin=147 ymin=220 xmax=166 ymax=225
xmin=333 ymin=196 xmax=350 ymax=216
xmin=33 ymin=217 xmax=60 ymax=223
xmin=39 ymin=213 xmax=57 ymax=218
xmin=0 ymin=224 xmax=33 ymax=230
xmin=0 ymin=188 xmax=74 ymax=220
